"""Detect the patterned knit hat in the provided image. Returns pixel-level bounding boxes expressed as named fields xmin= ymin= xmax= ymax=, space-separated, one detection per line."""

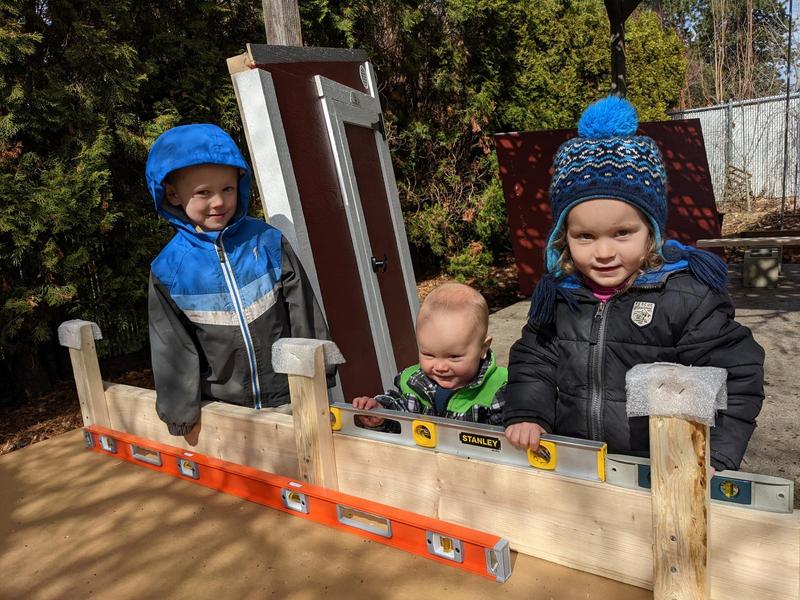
xmin=527 ymin=96 xmax=729 ymax=326
xmin=545 ymin=95 xmax=667 ymax=275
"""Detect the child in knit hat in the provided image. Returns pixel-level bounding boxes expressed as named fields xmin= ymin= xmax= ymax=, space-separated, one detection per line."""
xmin=502 ymin=96 xmax=764 ymax=473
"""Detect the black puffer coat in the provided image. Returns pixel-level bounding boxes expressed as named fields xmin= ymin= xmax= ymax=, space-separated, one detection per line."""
xmin=503 ymin=267 xmax=765 ymax=471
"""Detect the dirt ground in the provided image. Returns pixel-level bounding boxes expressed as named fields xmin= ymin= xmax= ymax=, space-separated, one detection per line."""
xmin=726 ymin=264 xmax=800 ymax=507
xmin=0 ymin=429 xmax=652 ymax=599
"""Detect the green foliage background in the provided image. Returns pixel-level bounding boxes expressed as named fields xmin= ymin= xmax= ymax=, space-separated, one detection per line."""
xmin=301 ymin=0 xmax=685 ymax=278
xmin=0 ymin=0 xmax=685 ymax=401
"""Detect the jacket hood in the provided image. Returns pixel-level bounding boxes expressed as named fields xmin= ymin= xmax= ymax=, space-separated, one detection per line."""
xmin=145 ymin=124 xmax=252 ymax=238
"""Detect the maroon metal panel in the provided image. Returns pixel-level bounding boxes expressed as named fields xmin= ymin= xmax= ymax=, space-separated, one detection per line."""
xmin=254 ymin=61 xmax=382 ymax=398
xmin=344 ymin=123 xmax=418 ymax=370
xmin=495 ymin=119 xmax=721 ymax=296
xmin=249 ymin=57 xmax=417 ymax=397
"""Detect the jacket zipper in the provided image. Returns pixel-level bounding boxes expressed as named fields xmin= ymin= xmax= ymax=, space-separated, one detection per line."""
xmin=588 ymin=300 xmax=611 ymax=440
xmin=216 ymin=237 xmax=262 ymax=409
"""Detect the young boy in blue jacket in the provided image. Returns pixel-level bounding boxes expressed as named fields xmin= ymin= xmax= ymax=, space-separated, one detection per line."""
xmin=145 ymin=124 xmax=331 ymax=439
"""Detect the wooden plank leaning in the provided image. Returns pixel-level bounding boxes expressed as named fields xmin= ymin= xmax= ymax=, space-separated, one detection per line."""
xmin=57 ymin=320 xmax=110 ymax=428
xmin=697 ymin=235 xmax=800 ymax=248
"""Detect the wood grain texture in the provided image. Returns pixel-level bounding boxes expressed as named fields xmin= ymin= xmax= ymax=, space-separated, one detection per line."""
xmin=97 ymin=384 xmax=799 ymax=598
xmin=68 ymin=324 xmax=110 ymax=428
xmin=104 ymin=383 xmax=299 ymax=478
xmin=697 ymin=236 xmax=800 ymax=248
xmin=334 ymin=433 xmax=799 ymax=599
xmin=261 ymin=0 xmax=302 ymax=46
xmin=288 ymin=345 xmax=339 ymax=489
xmin=226 ymin=52 xmax=252 ymax=76
xmin=650 ymin=417 xmax=710 ymax=600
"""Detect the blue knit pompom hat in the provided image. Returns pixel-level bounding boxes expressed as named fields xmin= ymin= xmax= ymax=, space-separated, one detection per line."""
xmin=527 ymin=96 xmax=728 ymax=327
xmin=545 ymin=95 xmax=667 ymax=276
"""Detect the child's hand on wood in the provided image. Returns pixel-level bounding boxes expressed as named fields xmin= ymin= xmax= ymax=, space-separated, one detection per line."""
xmin=352 ymin=396 xmax=385 ymax=428
xmin=505 ymin=422 xmax=547 ymax=451
xmin=183 ymin=422 xmax=201 ymax=446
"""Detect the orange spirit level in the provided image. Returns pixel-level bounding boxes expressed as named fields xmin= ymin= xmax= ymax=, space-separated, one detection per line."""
xmin=83 ymin=425 xmax=512 ymax=582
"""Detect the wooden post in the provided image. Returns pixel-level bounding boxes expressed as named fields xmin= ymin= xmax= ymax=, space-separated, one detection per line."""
xmin=272 ymin=338 xmax=341 ymax=489
xmin=261 ymin=0 xmax=302 ymax=46
xmin=603 ymin=0 xmax=642 ymax=96
xmin=650 ymin=416 xmax=710 ymax=600
xmin=57 ymin=320 xmax=110 ymax=428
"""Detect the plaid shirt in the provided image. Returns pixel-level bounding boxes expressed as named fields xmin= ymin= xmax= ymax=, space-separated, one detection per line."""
xmin=374 ymin=351 xmax=506 ymax=425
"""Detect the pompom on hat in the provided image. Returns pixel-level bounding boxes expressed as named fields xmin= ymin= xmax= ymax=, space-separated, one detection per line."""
xmin=527 ymin=96 xmax=729 ymax=326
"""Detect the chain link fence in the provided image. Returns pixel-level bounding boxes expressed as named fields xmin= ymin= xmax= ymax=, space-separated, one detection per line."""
xmin=670 ymin=93 xmax=800 ymax=211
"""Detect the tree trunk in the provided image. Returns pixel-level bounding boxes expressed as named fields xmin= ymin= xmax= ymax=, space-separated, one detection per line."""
xmin=604 ymin=0 xmax=643 ymax=97
xmin=261 ymin=0 xmax=303 ymax=46
xmin=711 ymin=0 xmax=727 ymax=103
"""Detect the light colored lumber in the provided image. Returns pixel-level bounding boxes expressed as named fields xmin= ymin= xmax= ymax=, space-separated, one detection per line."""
xmin=226 ymin=52 xmax=253 ymax=76
xmin=286 ymin=344 xmax=339 ymax=489
xmin=650 ymin=417 xmax=710 ymax=600
xmin=0 ymin=429 xmax=653 ymax=600
xmin=104 ymin=383 xmax=299 ymax=478
xmin=67 ymin=323 xmax=110 ymax=428
xmin=697 ymin=236 xmax=800 ymax=248
xmin=94 ymin=383 xmax=800 ymax=598
xmin=333 ymin=433 xmax=800 ymax=600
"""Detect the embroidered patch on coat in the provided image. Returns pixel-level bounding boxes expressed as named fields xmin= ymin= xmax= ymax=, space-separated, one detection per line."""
xmin=631 ymin=301 xmax=655 ymax=326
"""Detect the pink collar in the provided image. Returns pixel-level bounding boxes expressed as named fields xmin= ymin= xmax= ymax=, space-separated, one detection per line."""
xmin=583 ymin=277 xmax=626 ymax=303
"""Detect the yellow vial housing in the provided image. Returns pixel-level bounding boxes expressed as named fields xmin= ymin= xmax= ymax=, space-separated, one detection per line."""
xmin=527 ymin=440 xmax=557 ymax=470
xmin=329 ymin=407 xmax=342 ymax=431
xmin=412 ymin=420 xmax=437 ymax=448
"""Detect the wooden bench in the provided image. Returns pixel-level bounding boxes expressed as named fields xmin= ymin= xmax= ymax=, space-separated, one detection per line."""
xmin=696 ymin=233 xmax=800 ymax=287
xmin=696 ymin=235 xmax=800 ymax=249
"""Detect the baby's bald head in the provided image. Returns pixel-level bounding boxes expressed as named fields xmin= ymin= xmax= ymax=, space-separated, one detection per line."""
xmin=416 ymin=282 xmax=489 ymax=340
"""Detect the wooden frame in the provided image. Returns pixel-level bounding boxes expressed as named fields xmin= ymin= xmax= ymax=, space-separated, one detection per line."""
xmin=62 ymin=326 xmax=800 ymax=599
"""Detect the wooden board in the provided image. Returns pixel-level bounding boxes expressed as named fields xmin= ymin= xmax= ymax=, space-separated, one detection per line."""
xmin=649 ymin=417 xmax=710 ymax=599
xmin=102 ymin=383 xmax=800 ymax=599
xmin=104 ymin=383 xmax=299 ymax=478
xmin=697 ymin=236 xmax=800 ymax=248
xmin=287 ymin=346 xmax=339 ymax=488
xmin=334 ymin=434 xmax=800 ymax=599
xmin=68 ymin=324 xmax=110 ymax=428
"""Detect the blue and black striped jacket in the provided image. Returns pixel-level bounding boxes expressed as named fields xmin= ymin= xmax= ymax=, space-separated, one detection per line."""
xmin=145 ymin=124 xmax=330 ymax=436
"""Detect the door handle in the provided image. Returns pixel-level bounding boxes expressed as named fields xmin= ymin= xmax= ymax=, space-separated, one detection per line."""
xmin=371 ymin=254 xmax=388 ymax=273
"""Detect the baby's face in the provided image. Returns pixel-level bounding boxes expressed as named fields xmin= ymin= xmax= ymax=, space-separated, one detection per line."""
xmin=165 ymin=164 xmax=239 ymax=232
xmin=416 ymin=311 xmax=489 ymax=390
xmin=565 ymin=198 xmax=650 ymax=288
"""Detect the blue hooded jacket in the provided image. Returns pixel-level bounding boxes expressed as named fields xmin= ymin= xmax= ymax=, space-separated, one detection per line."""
xmin=145 ymin=124 xmax=330 ymax=435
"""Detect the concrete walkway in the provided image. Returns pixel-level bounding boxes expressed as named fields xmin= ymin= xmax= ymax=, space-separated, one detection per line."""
xmin=488 ymin=265 xmax=800 ymax=508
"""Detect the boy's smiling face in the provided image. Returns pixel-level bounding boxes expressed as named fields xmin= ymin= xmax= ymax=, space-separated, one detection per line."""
xmin=416 ymin=310 xmax=491 ymax=390
xmin=164 ymin=164 xmax=239 ymax=232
